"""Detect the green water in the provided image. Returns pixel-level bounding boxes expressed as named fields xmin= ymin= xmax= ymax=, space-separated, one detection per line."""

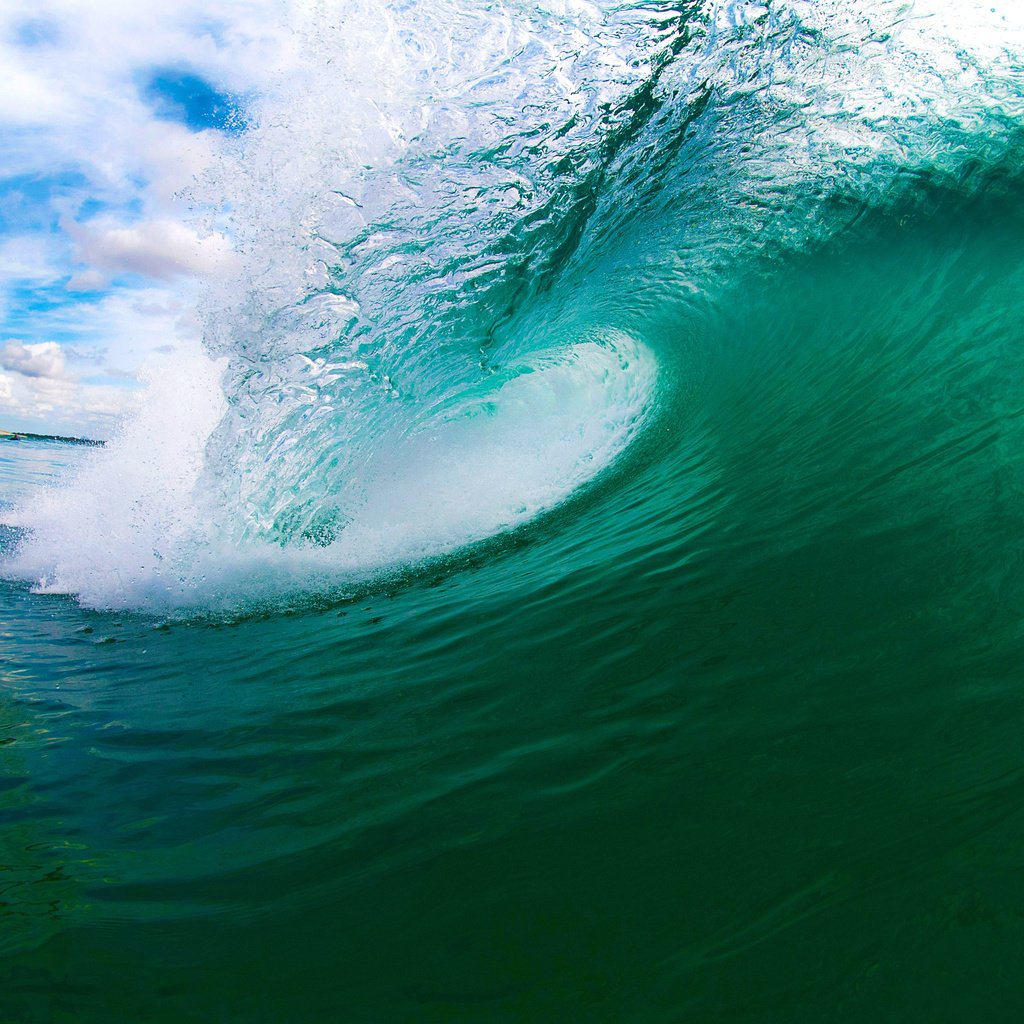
xmin=5 ymin=172 xmax=1024 ymax=1020
xmin=6 ymin=0 xmax=1024 ymax=1017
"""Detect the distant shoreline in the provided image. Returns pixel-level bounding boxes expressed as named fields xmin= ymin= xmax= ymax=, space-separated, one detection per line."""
xmin=0 ymin=429 xmax=104 ymax=447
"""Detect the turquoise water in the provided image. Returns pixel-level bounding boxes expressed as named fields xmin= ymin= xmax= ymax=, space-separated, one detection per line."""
xmin=5 ymin=2 xmax=1024 ymax=1020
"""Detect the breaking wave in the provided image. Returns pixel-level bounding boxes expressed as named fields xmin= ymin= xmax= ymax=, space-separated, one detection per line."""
xmin=4 ymin=0 xmax=1024 ymax=612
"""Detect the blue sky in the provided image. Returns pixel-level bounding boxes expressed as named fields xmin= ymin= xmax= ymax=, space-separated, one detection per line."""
xmin=0 ymin=0 xmax=287 ymax=437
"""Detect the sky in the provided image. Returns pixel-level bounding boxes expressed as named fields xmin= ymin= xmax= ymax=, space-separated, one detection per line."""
xmin=0 ymin=0 xmax=293 ymax=438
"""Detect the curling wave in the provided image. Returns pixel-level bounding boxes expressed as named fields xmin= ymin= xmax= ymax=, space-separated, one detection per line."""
xmin=3 ymin=0 xmax=1024 ymax=613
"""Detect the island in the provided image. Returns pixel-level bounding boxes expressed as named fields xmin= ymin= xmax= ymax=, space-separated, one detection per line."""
xmin=0 ymin=429 xmax=104 ymax=446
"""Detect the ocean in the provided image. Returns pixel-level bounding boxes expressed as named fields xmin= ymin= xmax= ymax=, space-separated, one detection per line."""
xmin=3 ymin=1 xmax=1024 ymax=1019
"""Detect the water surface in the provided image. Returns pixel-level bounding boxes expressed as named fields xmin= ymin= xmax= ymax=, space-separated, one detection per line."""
xmin=4 ymin=2 xmax=1024 ymax=1020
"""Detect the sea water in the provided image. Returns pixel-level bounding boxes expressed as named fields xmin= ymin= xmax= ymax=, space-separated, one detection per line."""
xmin=4 ymin=1 xmax=1024 ymax=1020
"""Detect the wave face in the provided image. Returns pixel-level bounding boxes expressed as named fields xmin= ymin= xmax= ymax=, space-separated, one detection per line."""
xmin=5 ymin=0 xmax=1024 ymax=615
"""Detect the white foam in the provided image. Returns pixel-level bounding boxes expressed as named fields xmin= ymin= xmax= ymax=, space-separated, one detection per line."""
xmin=3 ymin=344 xmax=227 ymax=610
xmin=3 ymin=333 xmax=654 ymax=612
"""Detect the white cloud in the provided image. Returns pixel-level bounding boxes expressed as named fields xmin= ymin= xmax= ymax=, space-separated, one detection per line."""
xmin=136 ymin=120 xmax=221 ymax=206
xmin=0 ymin=57 xmax=73 ymax=127
xmin=17 ymin=285 xmax=201 ymax=386
xmin=80 ymin=384 xmax=140 ymax=418
xmin=0 ymin=372 xmax=17 ymax=404
xmin=0 ymin=234 xmax=64 ymax=285
xmin=0 ymin=349 xmax=140 ymax=436
xmin=0 ymin=331 xmax=145 ymax=436
xmin=1 ymin=383 xmax=136 ymax=437
xmin=64 ymin=216 xmax=236 ymax=281
xmin=66 ymin=269 xmax=109 ymax=292
xmin=21 ymin=372 xmax=76 ymax=412
xmin=2 ymin=339 xmax=67 ymax=379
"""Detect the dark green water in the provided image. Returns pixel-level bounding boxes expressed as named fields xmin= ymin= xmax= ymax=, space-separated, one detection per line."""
xmin=5 ymin=3 xmax=1024 ymax=1020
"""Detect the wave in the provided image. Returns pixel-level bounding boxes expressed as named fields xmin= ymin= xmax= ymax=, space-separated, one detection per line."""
xmin=3 ymin=0 xmax=1024 ymax=613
